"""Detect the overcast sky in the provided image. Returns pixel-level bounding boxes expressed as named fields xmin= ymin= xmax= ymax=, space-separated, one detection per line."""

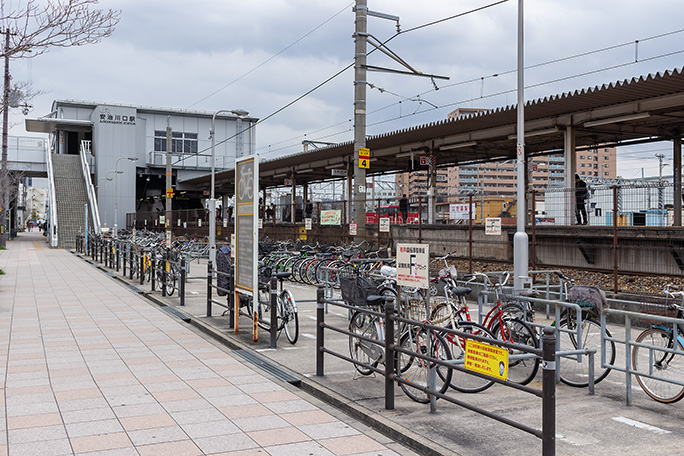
xmin=8 ymin=0 xmax=684 ymax=179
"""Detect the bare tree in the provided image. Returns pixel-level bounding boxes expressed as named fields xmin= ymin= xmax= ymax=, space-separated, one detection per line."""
xmin=0 ymin=0 xmax=120 ymax=247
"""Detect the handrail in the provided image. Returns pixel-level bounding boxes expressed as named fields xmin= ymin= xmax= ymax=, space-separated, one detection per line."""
xmin=45 ymin=147 xmax=58 ymax=247
xmin=80 ymin=140 xmax=101 ymax=235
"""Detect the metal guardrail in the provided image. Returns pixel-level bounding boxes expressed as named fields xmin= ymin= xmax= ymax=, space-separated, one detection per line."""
xmin=601 ymin=308 xmax=684 ymax=405
xmin=314 ymin=286 xmax=557 ymax=455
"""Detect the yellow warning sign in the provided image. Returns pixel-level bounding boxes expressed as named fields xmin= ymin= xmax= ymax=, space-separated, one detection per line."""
xmin=166 ymin=188 xmax=174 ymax=198
xmin=465 ymin=339 xmax=509 ymax=380
xmin=358 ymin=147 xmax=370 ymax=158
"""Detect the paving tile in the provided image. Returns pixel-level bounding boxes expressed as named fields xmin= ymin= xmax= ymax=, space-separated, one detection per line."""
xmin=54 ymin=388 xmax=103 ymax=402
xmin=65 ymin=419 xmax=124 ymax=438
xmin=233 ymin=414 xmax=290 ymax=432
xmin=179 ymin=420 xmax=242 ymax=439
xmin=7 ymin=438 xmax=73 ymax=456
xmin=57 ymin=397 xmax=111 ymax=412
xmin=150 ymin=388 xmax=200 ymax=402
xmin=112 ymin=403 xmax=166 ymax=419
xmin=6 ymin=401 xmax=60 ymax=417
xmin=119 ymin=413 xmax=177 ymax=432
xmin=8 ymin=424 xmax=68 ymax=444
xmin=280 ymin=410 xmax=337 ymax=427
xmin=247 ymin=426 xmax=310 ymax=447
xmin=219 ymin=403 xmax=274 ymax=420
xmin=7 ymin=412 xmax=63 ymax=430
xmin=169 ymin=408 xmax=226 ymax=425
xmin=126 ymin=425 xmax=188 ymax=446
xmin=248 ymin=390 xmax=300 ymax=404
xmin=136 ymin=440 xmax=203 ymax=456
xmin=318 ymin=435 xmax=388 ymax=456
xmin=6 ymin=392 xmax=56 ymax=406
xmin=70 ymin=432 xmax=132 ymax=454
xmin=264 ymin=399 xmax=318 ymax=415
xmin=261 ymin=441 xmax=335 ymax=456
xmin=74 ymin=448 xmax=139 ymax=456
xmin=61 ymin=407 xmax=117 ymax=424
xmin=193 ymin=433 xmax=259 ymax=454
xmin=159 ymin=398 xmax=212 ymax=413
xmin=298 ymin=421 xmax=361 ymax=440
xmin=185 ymin=377 xmax=232 ymax=389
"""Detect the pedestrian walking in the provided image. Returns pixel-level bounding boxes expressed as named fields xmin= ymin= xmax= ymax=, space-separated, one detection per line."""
xmin=575 ymin=174 xmax=589 ymax=225
xmin=399 ymin=194 xmax=408 ymax=223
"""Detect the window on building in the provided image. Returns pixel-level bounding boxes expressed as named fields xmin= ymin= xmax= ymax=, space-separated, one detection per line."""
xmin=154 ymin=130 xmax=198 ymax=154
xmin=580 ymin=155 xmax=585 ymax=159
xmin=580 ymin=163 xmax=585 ymax=167
xmin=604 ymin=156 xmax=609 ymax=161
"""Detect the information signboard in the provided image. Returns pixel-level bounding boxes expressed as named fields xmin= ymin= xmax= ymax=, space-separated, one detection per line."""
xmin=305 ymin=218 xmax=312 ymax=230
xmin=485 ymin=217 xmax=502 ymax=235
xmin=396 ymin=243 xmax=429 ymax=289
xmin=465 ymin=339 xmax=509 ymax=380
xmin=349 ymin=223 xmax=357 ymax=236
xmin=235 ymin=156 xmax=258 ymax=296
xmin=320 ymin=210 xmax=341 ymax=225
xmin=379 ymin=217 xmax=390 ymax=233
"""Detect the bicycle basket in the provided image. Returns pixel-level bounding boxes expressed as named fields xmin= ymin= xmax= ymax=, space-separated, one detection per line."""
xmin=340 ymin=275 xmax=379 ymax=307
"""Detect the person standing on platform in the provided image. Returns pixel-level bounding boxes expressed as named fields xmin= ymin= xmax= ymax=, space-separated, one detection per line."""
xmin=399 ymin=194 xmax=408 ymax=224
xmin=575 ymin=174 xmax=589 ymax=225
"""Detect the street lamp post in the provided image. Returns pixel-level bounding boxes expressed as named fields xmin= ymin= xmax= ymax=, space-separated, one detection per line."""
xmin=209 ymin=109 xmax=249 ymax=265
xmin=114 ymin=156 xmax=138 ymax=238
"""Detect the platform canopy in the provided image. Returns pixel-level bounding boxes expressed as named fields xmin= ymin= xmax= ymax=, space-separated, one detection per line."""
xmin=184 ymin=67 xmax=684 ymax=191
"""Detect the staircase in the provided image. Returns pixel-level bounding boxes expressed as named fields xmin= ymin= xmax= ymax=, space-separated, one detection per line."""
xmin=51 ymin=154 xmax=93 ymax=249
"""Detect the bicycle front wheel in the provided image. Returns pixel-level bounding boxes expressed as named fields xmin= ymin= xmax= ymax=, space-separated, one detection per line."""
xmin=280 ymin=289 xmax=299 ymax=344
xmin=348 ymin=311 xmax=381 ymax=376
xmin=490 ymin=318 xmax=539 ymax=385
xmin=558 ymin=317 xmax=615 ymax=387
xmin=632 ymin=328 xmax=684 ymax=403
xmin=396 ymin=328 xmax=452 ymax=404
xmin=441 ymin=321 xmax=496 ymax=393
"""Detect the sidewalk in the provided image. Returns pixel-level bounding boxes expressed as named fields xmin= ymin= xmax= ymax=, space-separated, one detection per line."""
xmin=0 ymin=233 xmax=415 ymax=456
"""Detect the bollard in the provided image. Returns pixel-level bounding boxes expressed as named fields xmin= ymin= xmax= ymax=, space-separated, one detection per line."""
xmin=253 ymin=311 xmax=258 ymax=343
xmin=116 ymin=241 xmax=120 ymax=272
xmin=542 ymin=326 xmax=557 ymax=456
xmin=384 ymin=295 xmax=395 ymax=411
xmin=206 ymin=261 xmax=213 ymax=317
xmin=227 ymin=274 xmax=234 ymax=329
xmin=179 ymin=256 xmax=186 ymax=306
xmin=316 ymin=285 xmax=325 ymax=376
xmin=122 ymin=243 xmax=127 ymax=277
xmin=270 ymin=276 xmax=278 ymax=349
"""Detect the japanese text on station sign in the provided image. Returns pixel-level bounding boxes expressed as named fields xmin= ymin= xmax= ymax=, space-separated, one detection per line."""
xmin=465 ymin=339 xmax=509 ymax=380
xmin=395 ymin=243 xmax=429 ymax=289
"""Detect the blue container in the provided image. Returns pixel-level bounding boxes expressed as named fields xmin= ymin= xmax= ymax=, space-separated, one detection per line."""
xmin=645 ymin=209 xmax=667 ymax=226
xmin=606 ymin=212 xmax=633 ymax=226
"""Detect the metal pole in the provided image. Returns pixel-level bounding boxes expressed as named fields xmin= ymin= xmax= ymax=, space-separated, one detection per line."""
xmin=352 ymin=0 xmax=368 ymax=240
xmin=468 ymin=194 xmax=473 ymax=273
xmin=316 ymin=285 xmax=325 ymax=376
xmin=207 ymin=261 xmax=213 ymax=317
xmin=166 ymin=121 xmax=173 ymax=248
xmin=180 ymin=256 xmax=186 ymax=306
xmin=270 ymin=276 xmax=278 ymax=348
xmin=612 ymin=185 xmax=618 ymax=293
xmin=384 ymin=295 xmax=395 ymax=410
xmin=513 ymin=0 xmax=530 ymax=291
xmin=542 ymin=326 xmax=556 ymax=456
xmin=209 ymin=113 xmax=218 ymax=266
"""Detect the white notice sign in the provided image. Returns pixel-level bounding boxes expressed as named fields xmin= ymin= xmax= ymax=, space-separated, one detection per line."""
xmin=305 ymin=218 xmax=312 ymax=230
xmin=485 ymin=218 xmax=502 ymax=235
xmin=396 ymin=243 xmax=429 ymax=289
xmin=379 ymin=217 xmax=390 ymax=233
xmin=349 ymin=223 xmax=357 ymax=236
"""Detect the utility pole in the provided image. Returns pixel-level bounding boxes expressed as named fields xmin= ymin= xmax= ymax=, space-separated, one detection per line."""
xmin=166 ymin=118 xmax=172 ymax=247
xmin=352 ymin=0 xmax=368 ymax=240
xmin=0 ymin=29 xmax=11 ymax=247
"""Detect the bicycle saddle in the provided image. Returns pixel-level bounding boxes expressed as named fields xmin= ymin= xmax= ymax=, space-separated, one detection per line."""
xmin=450 ymin=286 xmax=472 ymax=297
xmin=365 ymin=295 xmax=385 ymax=306
xmin=276 ymin=272 xmax=291 ymax=280
xmin=519 ymin=290 xmax=539 ymax=297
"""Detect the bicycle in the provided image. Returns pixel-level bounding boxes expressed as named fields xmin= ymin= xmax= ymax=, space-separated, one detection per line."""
xmin=631 ymin=285 xmax=684 ymax=403
xmin=255 ymin=272 xmax=299 ymax=344
xmin=430 ymin=271 xmax=540 ymax=386
xmin=345 ymin=287 xmax=454 ymax=404
xmin=552 ymin=275 xmax=616 ymax=387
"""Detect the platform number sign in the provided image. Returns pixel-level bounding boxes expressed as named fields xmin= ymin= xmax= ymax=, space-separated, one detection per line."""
xmin=359 ymin=147 xmax=370 ymax=169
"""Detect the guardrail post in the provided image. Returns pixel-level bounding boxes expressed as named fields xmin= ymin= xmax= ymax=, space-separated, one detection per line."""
xmin=161 ymin=251 xmax=167 ymax=297
xmin=122 ymin=243 xmax=127 ymax=277
xmin=316 ymin=285 xmax=325 ymax=376
xmin=542 ymin=326 xmax=556 ymax=456
xmin=270 ymin=275 xmax=278 ymax=349
xmin=139 ymin=251 xmax=144 ymax=285
xmin=384 ymin=295 xmax=395 ymax=411
xmin=180 ymin=256 xmax=186 ymax=306
xmin=206 ymin=261 xmax=213 ymax=317
xmin=624 ymin=316 xmax=632 ymax=406
xmin=151 ymin=252 xmax=156 ymax=292
xmin=227 ymin=267 xmax=234 ymax=329
xmin=130 ymin=247 xmax=134 ymax=280
xmin=116 ymin=241 xmax=120 ymax=272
